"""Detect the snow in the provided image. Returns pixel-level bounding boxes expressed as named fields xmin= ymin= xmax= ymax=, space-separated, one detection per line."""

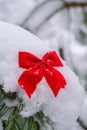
xmin=0 ymin=21 xmax=85 ymax=130
xmin=45 ymin=29 xmax=87 ymax=89
xmin=80 ymin=95 xmax=87 ymax=127
xmin=0 ymin=121 xmax=3 ymax=130
xmin=0 ymin=0 xmax=35 ymax=25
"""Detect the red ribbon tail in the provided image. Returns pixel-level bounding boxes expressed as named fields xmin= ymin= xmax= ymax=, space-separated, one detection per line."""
xmin=18 ymin=68 xmax=43 ymax=98
xmin=43 ymin=66 xmax=66 ymax=97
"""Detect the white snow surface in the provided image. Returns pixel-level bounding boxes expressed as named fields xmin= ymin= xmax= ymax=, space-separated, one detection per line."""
xmin=0 ymin=21 xmax=85 ymax=130
xmin=80 ymin=95 xmax=87 ymax=127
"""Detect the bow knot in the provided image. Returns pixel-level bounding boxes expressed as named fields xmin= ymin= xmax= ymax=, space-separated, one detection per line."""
xmin=18 ymin=51 xmax=66 ymax=98
xmin=42 ymin=59 xmax=45 ymax=64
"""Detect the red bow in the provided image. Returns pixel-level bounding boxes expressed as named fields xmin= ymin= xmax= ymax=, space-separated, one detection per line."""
xmin=18 ymin=51 xmax=66 ymax=98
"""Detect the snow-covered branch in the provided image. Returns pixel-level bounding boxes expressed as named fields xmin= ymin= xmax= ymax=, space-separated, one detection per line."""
xmin=21 ymin=1 xmax=87 ymax=31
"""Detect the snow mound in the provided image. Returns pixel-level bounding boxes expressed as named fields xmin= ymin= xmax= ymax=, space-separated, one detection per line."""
xmin=0 ymin=21 xmax=85 ymax=130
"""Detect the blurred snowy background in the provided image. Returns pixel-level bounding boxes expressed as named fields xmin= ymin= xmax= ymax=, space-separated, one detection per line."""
xmin=0 ymin=0 xmax=87 ymax=129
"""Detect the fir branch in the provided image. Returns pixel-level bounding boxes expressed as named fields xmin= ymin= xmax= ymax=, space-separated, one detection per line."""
xmin=21 ymin=0 xmax=87 ymax=28
xmin=0 ymin=104 xmax=9 ymax=118
xmin=5 ymin=109 xmax=54 ymax=130
xmin=35 ymin=111 xmax=54 ymax=130
xmin=83 ymin=10 xmax=87 ymax=26
xmin=0 ymin=85 xmax=54 ymax=130
xmin=27 ymin=117 xmax=39 ymax=130
xmin=0 ymin=85 xmax=9 ymax=118
xmin=21 ymin=0 xmax=87 ymax=31
xmin=0 ymin=84 xmax=17 ymax=100
xmin=35 ymin=1 xmax=87 ymax=31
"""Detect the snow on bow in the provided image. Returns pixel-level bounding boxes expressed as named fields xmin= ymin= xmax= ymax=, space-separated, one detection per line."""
xmin=18 ymin=51 xmax=66 ymax=98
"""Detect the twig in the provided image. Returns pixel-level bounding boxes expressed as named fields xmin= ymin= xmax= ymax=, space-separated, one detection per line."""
xmin=77 ymin=118 xmax=87 ymax=130
xmin=59 ymin=48 xmax=65 ymax=60
xmin=66 ymin=2 xmax=87 ymax=8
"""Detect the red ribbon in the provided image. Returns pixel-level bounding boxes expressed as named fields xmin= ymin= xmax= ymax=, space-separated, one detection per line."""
xmin=18 ymin=51 xmax=66 ymax=98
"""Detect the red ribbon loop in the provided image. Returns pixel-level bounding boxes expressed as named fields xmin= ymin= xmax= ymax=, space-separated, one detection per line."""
xmin=18 ymin=51 xmax=66 ymax=98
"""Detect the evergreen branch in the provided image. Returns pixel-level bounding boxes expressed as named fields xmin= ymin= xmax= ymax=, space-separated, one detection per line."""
xmin=5 ymin=109 xmax=54 ymax=130
xmin=83 ymin=10 xmax=87 ymax=26
xmin=21 ymin=0 xmax=87 ymax=31
xmin=0 ymin=84 xmax=17 ymax=100
xmin=35 ymin=111 xmax=54 ymax=130
xmin=0 ymin=85 xmax=9 ymax=118
xmin=35 ymin=1 xmax=87 ymax=31
xmin=27 ymin=117 xmax=39 ymax=130
xmin=20 ymin=0 xmax=64 ymax=27
xmin=0 ymin=104 xmax=9 ymax=118
xmin=35 ymin=5 xmax=65 ymax=31
xmin=21 ymin=0 xmax=87 ymax=28
xmin=5 ymin=107 xmax=22 ymax=130
xmin=0 ymin=85 xmax=54 ymax=130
